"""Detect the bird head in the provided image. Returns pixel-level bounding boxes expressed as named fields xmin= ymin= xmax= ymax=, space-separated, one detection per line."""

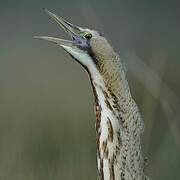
xmin=35 ymin=9 xmax=118 ymax=76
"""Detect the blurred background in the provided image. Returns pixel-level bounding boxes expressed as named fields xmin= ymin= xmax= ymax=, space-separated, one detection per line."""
xmin=0 ymin=0 xmax=180 ymax=179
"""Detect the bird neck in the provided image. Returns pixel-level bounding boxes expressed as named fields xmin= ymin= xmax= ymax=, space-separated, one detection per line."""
xmin=88 ymin=61 xmax=147 ymax=180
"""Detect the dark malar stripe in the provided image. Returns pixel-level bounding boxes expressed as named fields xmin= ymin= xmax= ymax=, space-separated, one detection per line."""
xmin=89 ymin=77 xmax=101 ymax=158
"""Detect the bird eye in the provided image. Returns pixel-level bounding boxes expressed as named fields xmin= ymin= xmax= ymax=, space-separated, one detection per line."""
xmin=84 ymin=33 xmax=92 ymax=39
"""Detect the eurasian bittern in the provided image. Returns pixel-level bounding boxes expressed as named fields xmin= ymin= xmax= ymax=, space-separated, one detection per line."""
xmin=35 ymin=9 xmax=148 ymax=180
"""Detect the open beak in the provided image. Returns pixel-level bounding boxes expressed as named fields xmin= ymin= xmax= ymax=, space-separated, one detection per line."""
xmin=34 ymin=9 xmax=87 ymax=49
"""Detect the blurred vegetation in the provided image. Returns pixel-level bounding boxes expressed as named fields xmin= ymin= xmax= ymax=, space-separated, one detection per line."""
xmin=0 ymin=0 xmax=180 ymax=179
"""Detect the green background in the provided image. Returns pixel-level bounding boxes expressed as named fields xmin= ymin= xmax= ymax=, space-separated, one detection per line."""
xmin=0 ymin=0 xmax=180 ymax=179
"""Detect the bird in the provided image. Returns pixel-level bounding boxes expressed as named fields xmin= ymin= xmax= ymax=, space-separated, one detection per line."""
xmin=35 ymin=9 xmax=148 ymax=180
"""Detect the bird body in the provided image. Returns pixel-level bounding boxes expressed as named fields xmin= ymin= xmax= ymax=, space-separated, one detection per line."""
xmin=35 ymin=10 xmax=148 ymax=180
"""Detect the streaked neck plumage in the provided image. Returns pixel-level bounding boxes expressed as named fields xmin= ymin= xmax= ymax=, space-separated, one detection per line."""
xmin=86 ymin=39 xmax=147 ymax=180
xmin=64 ymin=37 xmax=148 ymax=180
